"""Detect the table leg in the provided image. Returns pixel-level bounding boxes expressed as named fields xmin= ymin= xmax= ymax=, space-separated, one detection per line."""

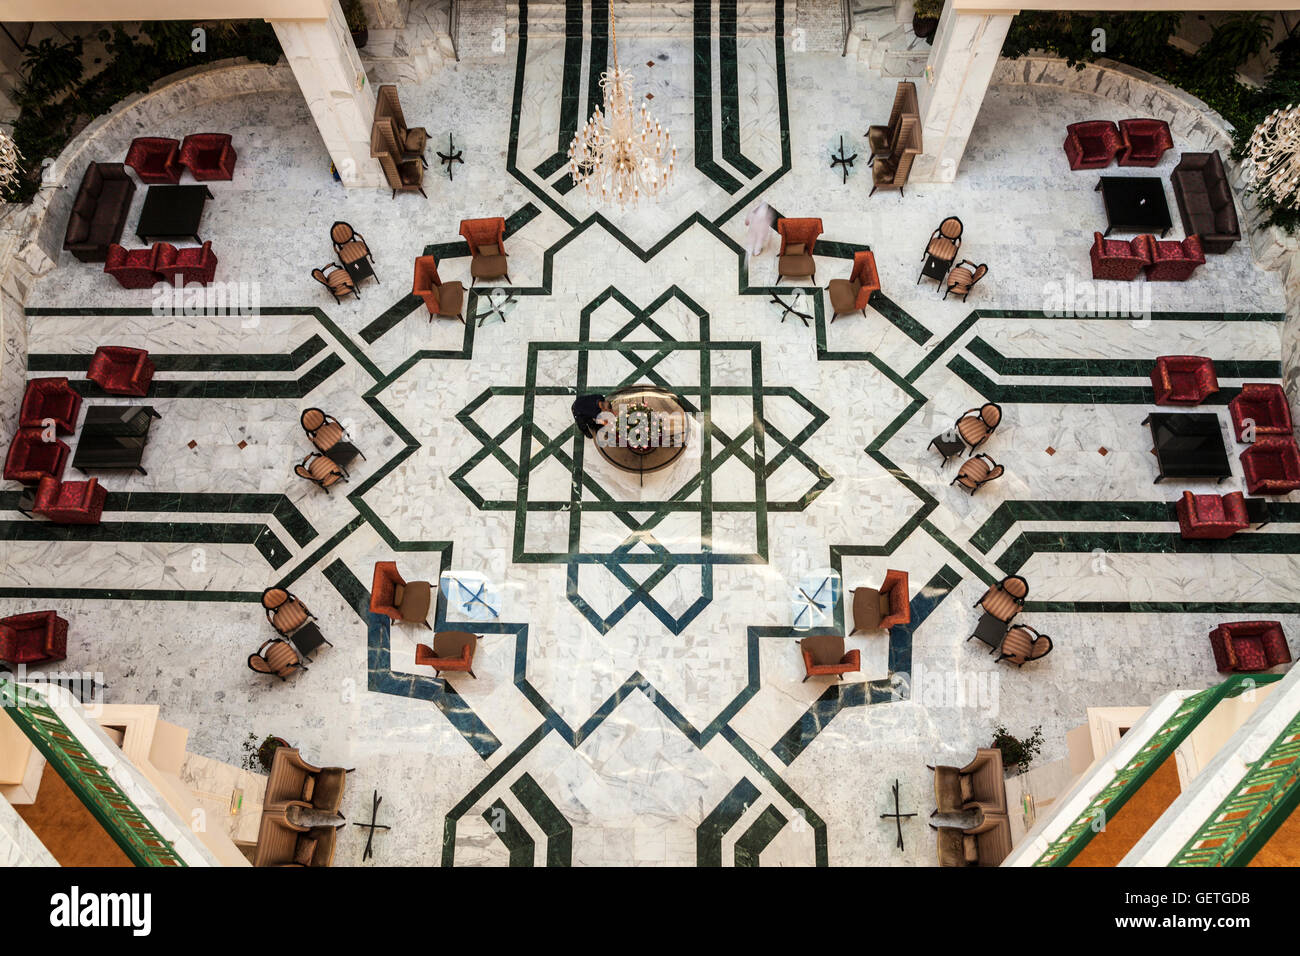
xmin=136 ymin=466 xmax=148 ymax=476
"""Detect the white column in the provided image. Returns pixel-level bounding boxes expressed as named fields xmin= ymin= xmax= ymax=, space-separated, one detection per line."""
xmin=912 ymin=4 xmax=1013 ymax=183
xmin=271 ymin=3 xmax=382 ymax=189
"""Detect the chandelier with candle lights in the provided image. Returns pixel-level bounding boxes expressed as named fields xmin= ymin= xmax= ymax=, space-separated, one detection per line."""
xmin=567 ymin=6 xmax=675 ymax=209
xmin=1244 ymin=103 xmax=1300 ymax=210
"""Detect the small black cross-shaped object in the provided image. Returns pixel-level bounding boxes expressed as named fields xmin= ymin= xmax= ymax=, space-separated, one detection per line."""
xmin=880 ymin=778 xmax=917 ymax=852
xmin=438 ymin=134 xmax=465 ymax=181
xmin=353 ymin=789 xmax=390 ymax=862
xmin=830 ymin=134 xmax=857 ymax=186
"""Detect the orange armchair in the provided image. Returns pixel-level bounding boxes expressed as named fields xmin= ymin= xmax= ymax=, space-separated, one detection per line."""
xmin=412 ymin=256 xmax=465 ymax=322
xmin=459 ymin=217 xmax=509 ymax=286
xmin=850 ymin=569 xmax=910 ymax=634
xmin=415 ymin=631 xmax=478 ymax=678
xmin=370 ymin=561 xmax=432 ymax=627
xmin=799 ymin=635 xmax=860 ymax=682
xmin=827 ymin=250 xmax=880 ymax=321
xmin=776 ymin=217 xmax=823 ymax=283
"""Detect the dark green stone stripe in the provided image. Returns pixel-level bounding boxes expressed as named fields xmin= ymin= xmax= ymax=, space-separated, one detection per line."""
xmin=697 ymin=777 xmax=760 ymax=866
xmin=869 ymin=292 xmax=931 ymax=345
xmin=998 ymin=529 xmax=1300 ymax=575
xmin=359 ymin=295 xmax=422 ymax=344
xmin=693 ymin=0 xmax=744 ymax=193
xmin=966 ymin=337 xmax=1282 ymax=380
xmin=733 ymin=803 xmax=787 ymax=866
xmin=1024 ymin=600 xmax=1300 ymax=614
xmin=510 ymin=773 xmax=573 ymax=866
xmin=483 ymin=798 xmax=535 ymax=866
xmin=949 ymin=353 xmax=1236 ymax=405
xmin=27 ymin=336 xmax=327 ymax=374
xmin=970 ymin=500 xmax=1176 ymax=554
xmin=321 ymin=558 xmax=371 ymax=621
xmin=532 ymin=0 xmax=585 ymax=180
xmin=0 ymin=587 xmax=256 ymax=601
xmin=718 ymin=0 xmax=761 ymax=179
xmin=67 ymin=353 xmax=344 ymax=400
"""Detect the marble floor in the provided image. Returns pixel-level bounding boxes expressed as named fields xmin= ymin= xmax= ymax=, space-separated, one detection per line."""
xmin=5 ymin=2 xmax=1297 ymax=866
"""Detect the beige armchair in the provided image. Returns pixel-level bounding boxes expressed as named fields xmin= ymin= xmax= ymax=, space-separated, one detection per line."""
xmin=253 ymin=813 xmax=337 ymax=867
xmin=866 ymin=80 xmax=918 ymax=163
xmin=869 ymin=115 xmax=921 ymax=197
xmin=264 ymin=746 xmax=352 ymax=815
xmin=932 ymin=813 xmax=1013 ymax=867
xmin=929 ymin=748 xmax=1007 ymax=816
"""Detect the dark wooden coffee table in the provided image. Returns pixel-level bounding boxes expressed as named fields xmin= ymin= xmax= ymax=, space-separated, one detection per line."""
xmin=136 ymin=184 xmax=214 ymax=244
xmin=72 ymin=405 xmax=161 ymax=475
xmin=1096 ymin=176 xmax=1172 ymax=237
xmin=1142 ymin=412 xmax=1231 ymax=484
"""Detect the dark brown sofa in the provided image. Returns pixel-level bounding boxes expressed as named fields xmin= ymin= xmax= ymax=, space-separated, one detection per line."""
xmin=63 ymin=163 xmax=137 ymax=263
xmin=1171 ymin=151 xmax=1240 ymax=254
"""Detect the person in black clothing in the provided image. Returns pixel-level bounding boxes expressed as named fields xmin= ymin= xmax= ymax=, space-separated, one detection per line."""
xmin=572 ymin=393 xmax=612 ymax=438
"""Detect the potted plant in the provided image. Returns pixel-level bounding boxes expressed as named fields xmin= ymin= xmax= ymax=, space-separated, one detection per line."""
xmin=912 ymin=0 xmax=942 ymax=44
xmin=241 ymin=733 xmax=290 ymax=773
xmin=992 ymin=724 xmax=1044 ymax=775
xmin=343 ymin=0 xmax=369 ymax=49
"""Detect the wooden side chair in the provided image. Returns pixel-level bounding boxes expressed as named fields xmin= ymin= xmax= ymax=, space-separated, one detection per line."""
xmin=954 ymin=403 xmax=1002 ymax=453
xmin=918 ymin=216 xmax=963 ymax=283
xmin=261 ymin=587 xmax=317 ymax=637
xmin=974 ymin=575 xmax=1028 ymax=622
xmin=248 ymin=638 xmax=306 ymax=681
xmin=295 ymin=452 xmax=347 ymax=492
xmin=330 ymin=222 xmax=375 ymax=284
xmin=952 ymin=453 xmax=1003 ymax=495
xmin=301 ymin=408 xmax=365 ymax=461
xmin=995 ymin=625 xmax=1054 ymax=667
xmin=944 ymin=261 xmax=987 ymax=301
xmin=312 ymin=264 xmax=358 ymax=303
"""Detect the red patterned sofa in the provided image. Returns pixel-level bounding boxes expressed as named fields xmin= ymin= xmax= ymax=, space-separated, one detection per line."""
xmin=105 ymin=243 xmax=165 ymax=289
xmin=19 ymin=378 xmax=82 ymax=434
xmin=179 ymin=133 xmax=237 ymax=180
xmin=1117 ymin=118 xmax=1174 ymax=167
xmin=1090 ymin=232 xmax=1151 ymax=281
xmin=124 ymin=137 xmax=182 ymax=184
xmin=1176 ymin=491 xmax=1248 ymax=540
xmin=1210 ymin=621 xmax=1292 ymax=673
xmin=32 ymin=477 xmax=107 ymax=525
xmin=155 ymin=241 xmax=219 ymax=285
xmin=4 ymin=429 xmax=69 ymax=485
xmin=1151 ymin=355 xmax=1218 ymax=406
xmin=88 ymin=346 xmax=155 ymax=396
xmin=1064 ymin=121 xmax=1120 ymax=170
xmin=1240 ymin=437 xmax=1300 ymax=495
xmin=1229 ymin=383 xmax=1293 ymax=443
xmin=0 ymin=610 xmax=68 ymax=666
xmin=1144 ymin=234 xmax=1205 ymax=281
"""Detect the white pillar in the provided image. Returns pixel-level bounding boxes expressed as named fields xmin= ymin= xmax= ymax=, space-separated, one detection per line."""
xmin=912 ymin=4 xmax=1013 ymax=183
xmin=271 ymin=3 xmax=382 ymax=189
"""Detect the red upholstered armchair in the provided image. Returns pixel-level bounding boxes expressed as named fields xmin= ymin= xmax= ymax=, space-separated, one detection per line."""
xmin=1229 ymin=383 xmax=1293 ymax=443
xmin=124 ymin=137 xmax=182 ymax=184
xmin=850 ymin=569 xmax=911 ymax=634
xmin=1241 ymin=437 xmax=1300 ymax=495
xmin=155 ymin=241 xmax=218 ymax=285
xmin=179 ymin=133 xmax=237 ymax=180
xmin=1176 ymin=491 xmax=1248 ymax=540
xmin=1090 ymin=232 xmax=1151 ymax=281
xmin=1063 ymin=121 xmax=1120 ymax=170
xmin=1117 ymin=118 xmax=1174 ymax=167
xmin=1151 ymin=355 xmax=1218 ymax=406
xmin=0 ymin=610 xmax=68 ymax=666
xmin=1145 ymin=234 xmax=1205 ymax=281
xmin=4 ymin=428 xmax=69 ymax=485
xmin=827 ymin=250 xmax=881 ymax=320
xmin=88 ymin=346 xmax=155 ymax=396
xmin=32 ymin=476 xmax=107 ymax=525
xmin=800 ymin=638 xmax=861 ymax=682
xmin=1210 ymin=621 xmax=1292 ymax=673
xmin=776 ymin=217 xmax=824 ymax=283
xmin=104 ymin=243 xmax=165 ymax=289
xmin=415 ymin=639 xmax=477 ymax=678
xmin=20 ymin=378 xmax=82 ymax=434
xmin=369 ymin=561 xmax=405 ymax=619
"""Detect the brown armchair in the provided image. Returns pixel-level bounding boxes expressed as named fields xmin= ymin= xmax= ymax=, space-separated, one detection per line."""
xmin=265 ymin=746 xmax=352 ymax=814
xmin=261 ymin=587 xmax=316 ymax=637
xmin=996 ymin=624 xmax=1054 ymax=667
xmin=866 ymin=80 xmax=918 ymax=163
xmin=775 ymin=217 xmax=824 ymax=283
xmin=933 ymin=813 xmax=1012 ymax=866
xmin=850 ymin=569 xmax=910 ymax=634
xmin=954 ymin=402 xmax=1002 ymax=453
xmin=952 ymin=453 xmax=1003 ymax=495
xmin=929 ymin=748 xmax=1007 ymax=816
xmin=370 ymin=123 xmax=426 ymax=199
xmin=376 ymin=84 xmax=429 ymax=168
xmin=412 ymin=256 xmax=465 ymax=322
xmin=254 ymin=813 xmax=337 ymax=867
xmin=247 ymin=638 xmax=306 ymax=681
xmin=869 ymin=115 xmax=921 ymax=197
xmin=369 ymin=561 xmax=433 ymax=628
xmin=460 ymin=217 xmax=510 ymax=286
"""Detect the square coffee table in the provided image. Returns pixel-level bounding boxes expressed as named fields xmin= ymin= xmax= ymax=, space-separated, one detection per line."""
xmin=136 ymin=184 xmax=214 ymax=244
xmin=1096 ymin=176 xmax=1172 ymax=237
xmin=1142 ymin=412 xmax=1231 ymax=484
xmin=72 ymin=405 xmax=161 ymax=475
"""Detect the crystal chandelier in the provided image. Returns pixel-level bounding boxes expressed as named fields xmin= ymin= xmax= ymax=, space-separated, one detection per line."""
xmin=1244 ymin=103 xmax=1300 ymax=209
xmin=567 ymin=6 xmax=675 ymax=209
